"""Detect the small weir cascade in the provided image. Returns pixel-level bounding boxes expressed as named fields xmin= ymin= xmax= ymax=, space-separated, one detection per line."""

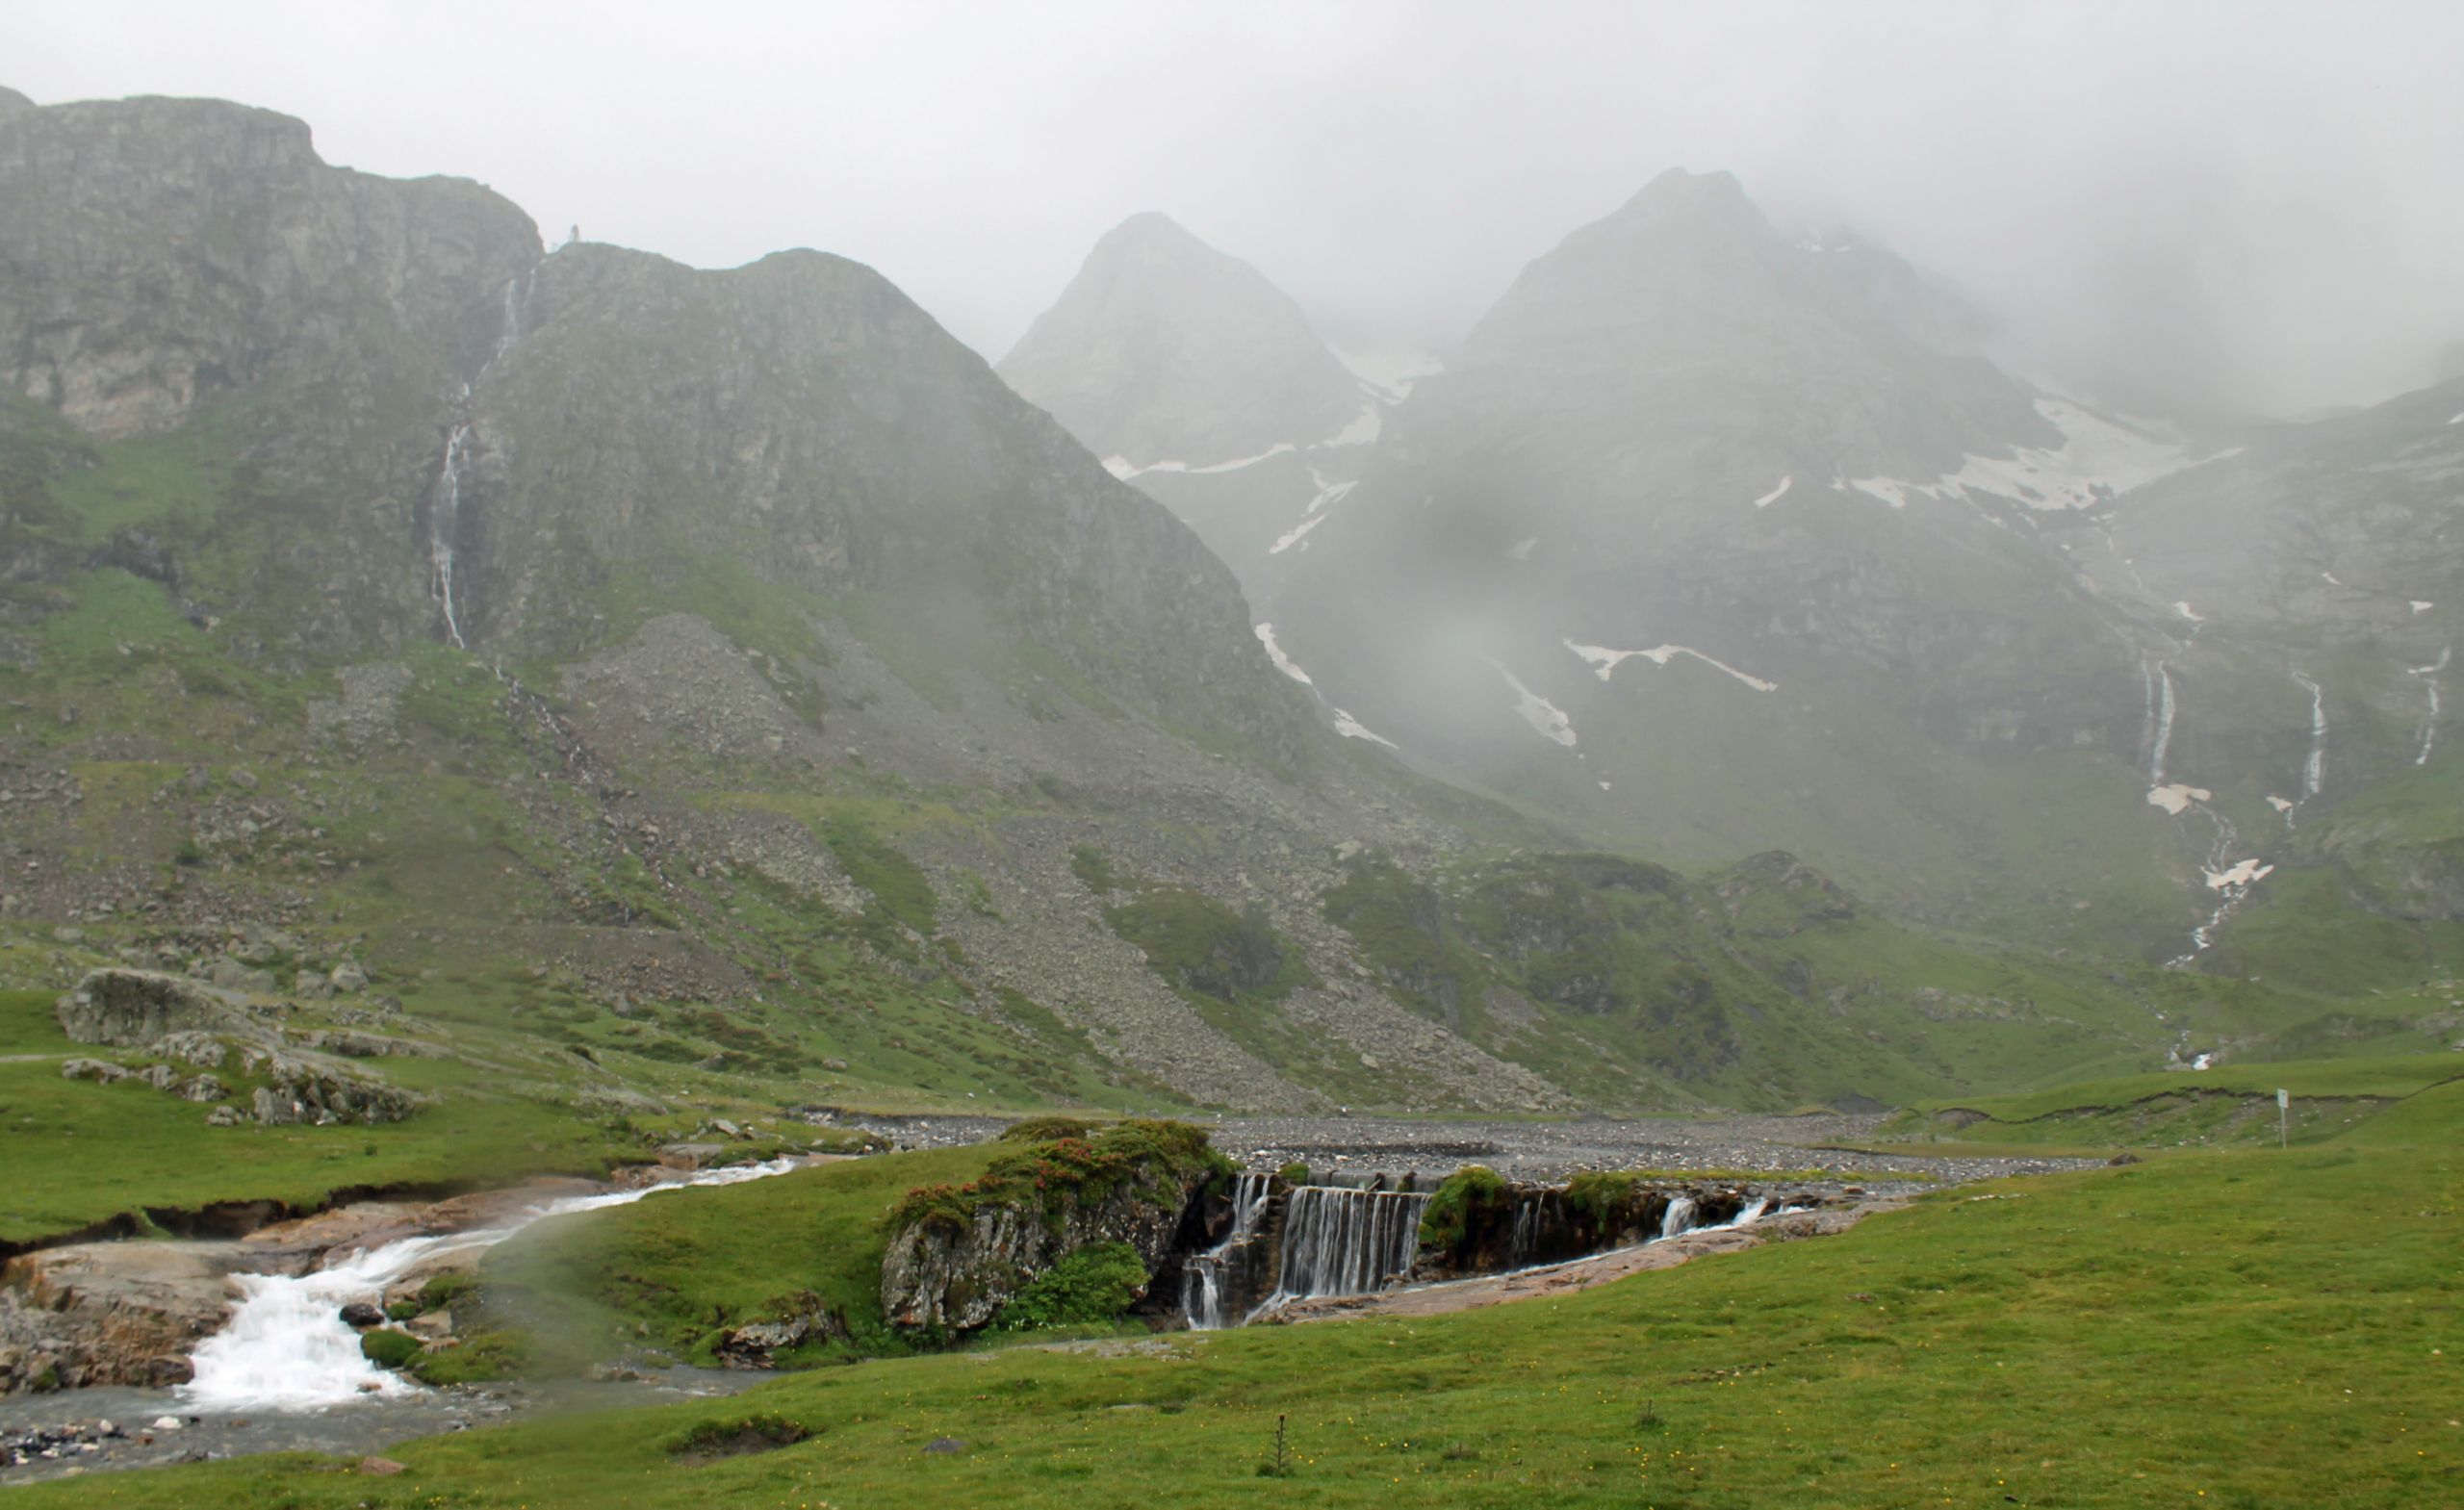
xmin=1177 ymin=1171 xmax=1780 ymax=1330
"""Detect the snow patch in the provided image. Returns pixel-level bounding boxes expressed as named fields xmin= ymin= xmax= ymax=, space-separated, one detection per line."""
xmin=1837 ymin=398 xmax=2217 ymax=513
xmin=2173 ymin=601 xmax=2205 ymax=624
xmin=2413 ymin=601 xmax=2434 ymax=614
xmin=1597 ymin=781 xmax=1612 ymax=791
xmin=1564 ymin=640 xmax=1777 ymax=693
xmin=1506 ymin=536 xmax=1539 ymax=562
xmin=1269 ymin=513 xmax=1327 ymax=554
xmin=2146 ymin=782 xmax=2212 ymax=816
xmin=1488 ymin=660 xmax=1578 ymax=747
xmin=1333 ymin=344 xmax=1444 ymax=403
xmin=1253 ymin=623 xmax=1313 ymax=685
xmin=1255 ymin=623 xmax=1398 ymax=749
xmin=1753 ymin=474 xmax=1793 ymax=508
xmin=1108 ymin=443 xmax=1298 ymax=481
xmin=1323 ymin=404 xmax=1382 ymax=448
xmin=2321 ymin=572 xmax=2344 ymax=587
xmin=1331 ymin=709 xmax=1398 ymax=749
xmin=2265 ymin=795 xmax=2295 ymax=813
xmin=2203 ymin=858 xmax=2274 ymax=890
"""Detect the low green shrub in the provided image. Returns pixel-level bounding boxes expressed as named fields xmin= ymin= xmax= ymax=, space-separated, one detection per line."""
xmin=358 ymin=1328 xmax=423 ymax=1369
xmin=1419 ymin=1165 xmax=1510 ymax=1257
xmin=991 ymin=1241 xmax=1149 ymax=1331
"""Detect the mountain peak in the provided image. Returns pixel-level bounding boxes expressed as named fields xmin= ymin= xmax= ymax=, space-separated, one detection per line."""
xmin=1097 ymin=209 xmax=1210 ymax=253
xmin=1599 ymin=166 xmax=1768 ymax=242
xmin=0 ymin=87 xmax=33 ymax=115
xmin=999 ymin=213 xmax=1365 ymax=467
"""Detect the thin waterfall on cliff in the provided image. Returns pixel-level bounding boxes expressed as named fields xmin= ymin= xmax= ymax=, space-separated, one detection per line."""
xmin=1182 ymin=1172 xmax=1272 ymax=1331
xmin=2410 ymin=648 xmax=2448 ymax=767
xmin=425 ymin=267 xmax=539 ymax=651
xmin=1262 ymin=1186 xmax=1430 ymax=1306
xmin=2294 ymin=672 xmax=2325 ymax=799
xmin=2145 ymin=660 xmax=2177 ymax=787
xmin=427 ymin=416 xmax=475 ymax=648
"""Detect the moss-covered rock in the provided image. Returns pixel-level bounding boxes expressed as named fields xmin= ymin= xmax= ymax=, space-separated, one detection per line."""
xmin=879 ymin=1120 xmax=1230 ymax=1334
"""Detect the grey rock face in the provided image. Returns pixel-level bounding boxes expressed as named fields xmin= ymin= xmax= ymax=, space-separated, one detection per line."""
xmin=55 ymin=969 xmax=250 ymax=1048
xmin=0 ymin=93 xmax=540 ymax=439
xmin=878 ymin=1151 xmax=1214 ymax=1333
xmin=999 ymin=212 xmax=1367 ymax=467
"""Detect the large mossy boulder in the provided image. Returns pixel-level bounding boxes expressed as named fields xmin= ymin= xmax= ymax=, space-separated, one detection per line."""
xmin=55 ymin=969 xmax=252 ymax=1049
xmin=878 ymin=1120 xmax=1230 ymax=1334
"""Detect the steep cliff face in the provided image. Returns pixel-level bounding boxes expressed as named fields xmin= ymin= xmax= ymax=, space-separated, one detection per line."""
xmin=0 ymin=90 xmax=2318 ymax=1121
xmin=0 ymin=94 xmax=539 ymax=440
xmin=452 ymin=243 xmax=1308 ymax=760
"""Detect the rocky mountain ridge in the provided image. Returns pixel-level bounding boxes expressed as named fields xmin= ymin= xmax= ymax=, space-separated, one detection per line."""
xmin=0 ymin=88 xmax=2374 ymax=1149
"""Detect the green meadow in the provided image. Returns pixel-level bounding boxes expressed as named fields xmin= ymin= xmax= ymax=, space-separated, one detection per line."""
xmin=15 ymin=1064 xmax=2459 ymax=1508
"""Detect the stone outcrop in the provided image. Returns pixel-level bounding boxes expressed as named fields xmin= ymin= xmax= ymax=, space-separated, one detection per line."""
xmin=52 ymin=968 xmax=424 ymax=1125
xmin=0 ymin=1241 xmax=302 ymax=1393
xmin=54 ymin=969 xmax=254 ymax=1050
xmin=879 ymin=1122 xmax=1228 ymax=1333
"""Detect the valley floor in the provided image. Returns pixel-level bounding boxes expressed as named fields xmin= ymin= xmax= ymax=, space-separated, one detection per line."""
xmin=6 ymin=1083 xmax=2458 ymax=1506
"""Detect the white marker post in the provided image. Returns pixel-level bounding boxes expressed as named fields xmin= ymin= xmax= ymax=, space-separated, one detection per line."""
xmin=2277 ymin=1088 xmax=2289 ymax=1149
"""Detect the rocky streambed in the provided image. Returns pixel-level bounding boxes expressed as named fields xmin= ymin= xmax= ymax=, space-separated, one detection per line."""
xmin=839 ymin=1109 xmax=2099 ymax=1190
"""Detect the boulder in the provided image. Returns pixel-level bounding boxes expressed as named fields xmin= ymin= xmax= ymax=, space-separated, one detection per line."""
xmin=55 ymin=970 xmax=250 ymax=1050
xmin=338 ymin=1302 xmax=385 ymax=1329
xmin=173 ymin=1074 xmax=228 ymax=1102
xmin=250 ymin=1070 xmax=423 ymax=1126
xmin=60 ymin=1058 xmax=130 ymax=1084
xmin=207 ymin=958 xmax=278 ymax=994
xmin=0 ymin=1241 xmax=297 ymax=1394
xmin=328 ymin=962 xmax=369 ymax=993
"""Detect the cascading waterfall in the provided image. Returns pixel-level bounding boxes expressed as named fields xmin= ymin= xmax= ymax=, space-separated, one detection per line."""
xmin=1181 ymin=1172 xmax=1272 ymax=1332
xmin=182 ymin=1157 xmax=802 ymax=1413
xmin=1257 ymin=1186 xmax=1430 ymax=1309
xmin=2293 ymin=673 xmax=2325 ymax=799
xmin=2144 ymin=660 xmax=2177 ymax=787
xmin=2410 ymin=649 xmax=2449 ymax=767
xmin=426 ymin=413 xmax=475 ymax=649
xmin=423 ymin=267 xmax=541 ymax=650
xmin=1658 ymin=1194 xmax=1697 ymax=1239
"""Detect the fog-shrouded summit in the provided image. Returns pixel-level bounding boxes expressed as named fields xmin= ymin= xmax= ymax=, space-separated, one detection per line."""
xmin=997 ymin=211 xmax=1367 ymax=470
xmin=1426 ymin=166 xmax=2059 ymax=541
xmin=0 ymin=85 xmax=34 ymax=115
xmin=1247 ymin=167 xmax=2255 ymax=959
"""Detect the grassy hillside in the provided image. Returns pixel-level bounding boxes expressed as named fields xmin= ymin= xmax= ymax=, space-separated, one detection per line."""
xmin=24 ymin=1065 xmax=2459 ymax=1507
xmin=1883 ymin=1053 xmax=2464 ymax=1149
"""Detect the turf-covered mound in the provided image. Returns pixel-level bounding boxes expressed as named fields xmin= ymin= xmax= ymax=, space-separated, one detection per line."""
xmin=879 ymin=1119 xmax=1232 ymax=1333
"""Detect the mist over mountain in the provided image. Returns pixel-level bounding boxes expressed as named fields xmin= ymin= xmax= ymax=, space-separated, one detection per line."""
xmin=1011 ymin=159 xmax=2464 ymax=1006
xmin=996 ymin=212 xmax=1369 ymax=469
xmin=1 ymin=38 xmax=2460 ymax=1500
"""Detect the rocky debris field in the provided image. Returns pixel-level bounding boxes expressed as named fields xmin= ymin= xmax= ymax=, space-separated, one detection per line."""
xmin=1202 ymin=1113 xmax=2096 ymax=1190
xmin=826 ymin=1110 xmax=2096 ymax=1192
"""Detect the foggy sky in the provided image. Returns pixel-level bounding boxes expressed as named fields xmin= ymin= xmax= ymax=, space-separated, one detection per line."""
xmin=9 ymin=0 xmax=2461 ymax=418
